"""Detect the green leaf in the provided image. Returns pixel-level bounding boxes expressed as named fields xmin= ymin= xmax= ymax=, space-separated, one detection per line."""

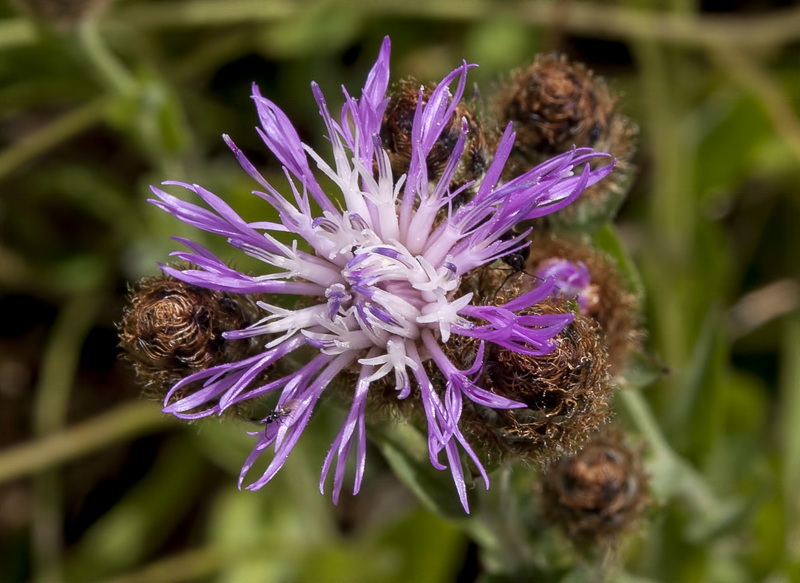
xmin=65 ymin=436 xmax=207 ymax=581
xmin=106 ymin=75 xmax=191 ymax=163
xmin=371 ymin=422 xmax=471 ymax=520
xmin=374 ymin=509 xmax=465 ymax=583
xmin=666 ymin=306 xmax=727 ymax=458
xmin=591 ymin=222 xmax=646 ymax=301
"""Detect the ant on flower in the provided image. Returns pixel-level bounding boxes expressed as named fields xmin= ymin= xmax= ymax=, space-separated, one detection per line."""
xmin=262 ymin=399 xmax=300 ymax=436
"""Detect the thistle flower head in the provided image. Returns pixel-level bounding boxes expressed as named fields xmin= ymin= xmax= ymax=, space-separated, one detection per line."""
xmin=147 ymin=37 xmax=613 ymax=512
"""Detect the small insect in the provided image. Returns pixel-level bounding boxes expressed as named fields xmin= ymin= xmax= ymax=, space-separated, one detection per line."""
xmin=487 ymin=228 xmax=533 ymax=303
xmin=498 ymin=228 xmax=531 ymax=273
xmin=262 ymin=399 xmax=300 ymax=434
xmin=500 ymin=245 xmax=530 ymax=273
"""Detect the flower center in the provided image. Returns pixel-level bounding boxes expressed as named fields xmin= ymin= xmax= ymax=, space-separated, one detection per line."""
xmin=338 ymin=245 xmax=433 ymax=344
xmin=305 ymin=209 xmax=467 ymax=359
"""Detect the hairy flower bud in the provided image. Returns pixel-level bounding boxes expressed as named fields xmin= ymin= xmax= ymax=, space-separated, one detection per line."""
xmin=540 ymin=429 xmax=649 ymax=545
xmin=449 ymin=268 xmax=614 ymax=464
xmin=382 ymin=78 xmax=489 ymax=200
xmin=493 ymin=54 xmax=637 ymax=226
xmin=118 ymin=273 xmax=263 ymax=401
xmin=528 ymin=234 xmax=642 ymax=375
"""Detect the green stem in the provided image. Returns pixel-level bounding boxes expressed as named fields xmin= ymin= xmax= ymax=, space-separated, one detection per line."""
xmin=33 ymin=295 xmax=98 ymax=434
xmin=115 ymin=1 xmax=800 ymax=48
xmin=119 ymin=0 xmax=294 ymax=28
xmin=76 ymin=18 xmax=137 ymax=95
xmin=99 ymin=545 xmax=248 ymax=583
xmin=4 ymin=2 xmax=800 ymax=51
xmin=627 ymin=9 xmax=698 ymax=420
xmin=31 ymin=294 xmax=100 ymax=583
xmin=0 ymin=18 xmax=37 ymax=49
xmin=779 ymin=313 xmax=800 ymax=537
xmin=0 ymin=97 xmax=110 ymax=182
xmin=0 ymin=401 xmax=175 ymax=484
xmin=617 ymin=389 xmax=724 ymax=518
xmin=710 ymin=45 xmax=800 ymax=166
xmin=466 ymin=466 xmax=537 ymax=575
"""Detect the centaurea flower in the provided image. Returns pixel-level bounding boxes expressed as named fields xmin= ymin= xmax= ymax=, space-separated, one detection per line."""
xmin=149 ymin=37 xmax=614 ymax=512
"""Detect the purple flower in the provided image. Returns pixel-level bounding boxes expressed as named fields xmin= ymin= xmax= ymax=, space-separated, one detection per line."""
xmin=149 ymin=37 xmax=613 ymax=512
xmin=535 ymin=259 xmax=594 ymax=312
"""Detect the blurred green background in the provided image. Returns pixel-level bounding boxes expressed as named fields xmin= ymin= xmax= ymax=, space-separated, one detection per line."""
xmin=1 ymin=1 xmax=799 ymax=582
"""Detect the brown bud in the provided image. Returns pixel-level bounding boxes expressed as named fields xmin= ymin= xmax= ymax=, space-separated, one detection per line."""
xmin=493 ymin=54 xmax=637 ymax=225
xmin=118 ymin=273 xmax=263 ymax=401
xmin=540 ymin=429 xmax=649 ymax=545
xmin=381 ymin=79 xmax=489 ymax=200
xmin=527 ymin=234 xmax=643 ymax=375
xmin=449 ymin=268 xmax=614 ymax=465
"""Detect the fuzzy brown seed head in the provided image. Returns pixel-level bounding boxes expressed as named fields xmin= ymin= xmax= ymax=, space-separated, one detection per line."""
xmin=448 ymin=268 xmax=614 ymax=465
xmin=118 ymin=274 xmax=262 ymax=401
xmin=493 ymin=54 xmax=637 ymax=223
xmin=540 ymin=429 xmax=649 ymax=545
xmin=528 ymin=234 xmax=642 ymax=376
xmin=381 ymin=78 xmax=489 ymax=198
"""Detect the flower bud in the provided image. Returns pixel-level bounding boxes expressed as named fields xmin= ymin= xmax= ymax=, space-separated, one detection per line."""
xmin=450 ymin=268 xmax=614 ymax=465
xmin=540 ymin=429 xmax=649 ymax=545
xmin=381 ymin=78 xmax=489 ymax=201
xmin=493 ymin=54 xmax=637 ymax=227
xmin=528 ymin=234 xmax=642 ymax=375
xmin=118 ymin=273 xmax=262 ymax=401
